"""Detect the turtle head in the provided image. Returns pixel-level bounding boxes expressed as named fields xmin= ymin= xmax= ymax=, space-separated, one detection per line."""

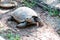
xmin=26 ymin=16 xmax=43 ymax=27
xmin=32 ymin=16 xmax=43 ymax=27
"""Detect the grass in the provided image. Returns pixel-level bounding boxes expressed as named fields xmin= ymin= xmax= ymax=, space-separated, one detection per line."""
xmin=7 ymin=33 xmax=20 ymax=40
xmin=42 ymin=5 xmax=60 ymax=16
xmin=0 ymin=30 xmax=20 ymax=40
xmin=48 ymin=8 xmax=59 ymax=16
xmin=23 ymin=0 xmax=36 ymax=8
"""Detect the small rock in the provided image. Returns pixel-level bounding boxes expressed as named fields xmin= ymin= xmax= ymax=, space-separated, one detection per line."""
xmin=0 ymin=36 xmax=6 ymax=40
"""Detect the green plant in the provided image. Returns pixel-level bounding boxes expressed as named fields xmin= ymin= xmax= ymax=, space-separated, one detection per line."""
xmin=0 ymin=30 xmax=20 ymax=40
xmin=39 ymin=2 xmax=60 ymax=16
xmin=6 ymin=31 xmax=20 ymax=40
xmin=23 ymin=0 xmax=36 ymax=8
xmin=48 ymin=8 xmax=59 ymax=16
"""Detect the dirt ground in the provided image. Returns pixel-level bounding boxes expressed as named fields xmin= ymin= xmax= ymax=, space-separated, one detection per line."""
xmin=0 ymin=6 xmax=60 ymax=40
xmin=0 ymin=0 xmax=60 ymax=40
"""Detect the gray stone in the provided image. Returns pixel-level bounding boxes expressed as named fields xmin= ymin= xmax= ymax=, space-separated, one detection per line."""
xmin=0 ymin=36 xmax=6 ymax=40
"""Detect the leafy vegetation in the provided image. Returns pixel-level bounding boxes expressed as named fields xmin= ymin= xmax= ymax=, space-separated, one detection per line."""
xmin=48 ymin=8 xmax=59 ymax=16
xmin=23 ymin=0 xmax=36 ymax=8
xmin=0 ymin=30 xmax=20 ymax=40
xmin=6 ymin=32 xmax=20 ymax=40
xmin=42 ymin=4 xmax=60 ymax=16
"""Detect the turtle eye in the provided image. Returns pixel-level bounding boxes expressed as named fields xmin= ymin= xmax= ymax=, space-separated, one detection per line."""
xmin=26 ymin=18 xmax=31 ymax=22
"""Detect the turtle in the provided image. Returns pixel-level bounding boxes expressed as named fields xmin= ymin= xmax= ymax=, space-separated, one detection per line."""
xmin=8 ymin=7 xmax=43 ymax=28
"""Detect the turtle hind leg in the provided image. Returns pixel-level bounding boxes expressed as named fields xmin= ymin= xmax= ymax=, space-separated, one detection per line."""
xmin=8 ymin=16 xmax=19 ymax=23
xmin=8 ymin=16 xmax=14 ymax=21
xmin=16 ymin=22 xmax=27 ymax=28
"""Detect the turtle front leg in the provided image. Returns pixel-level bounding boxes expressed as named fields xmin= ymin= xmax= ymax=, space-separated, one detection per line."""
xmin=38 ymin=21 xmax=43 ymax=27
xmin=16 ymin=22 xmax=27 ymax=28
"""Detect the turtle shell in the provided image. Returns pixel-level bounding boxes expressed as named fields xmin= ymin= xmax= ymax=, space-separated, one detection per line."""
xmin=11 ymin=7 xmax=38 ymax=22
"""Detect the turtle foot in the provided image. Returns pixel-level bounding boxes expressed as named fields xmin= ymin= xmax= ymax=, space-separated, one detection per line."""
xmin=8 ymin=16 xmax=14 ymax=21
xmin=16 ymin=22 xmax=27 ymax=28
